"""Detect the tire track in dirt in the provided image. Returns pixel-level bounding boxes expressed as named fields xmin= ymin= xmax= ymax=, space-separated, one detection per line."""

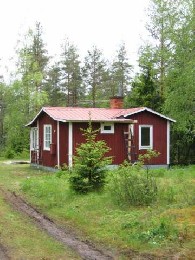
xmin=0 ymin=243 xmax=10 ymax=260
xmin=0 ymin=188 xmax=114 ymax=260
xmin=0 ymin=188 xmax=164 ymax=260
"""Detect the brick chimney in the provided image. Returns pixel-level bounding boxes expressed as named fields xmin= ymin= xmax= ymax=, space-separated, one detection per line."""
xmin=110 ymin=96 xmax=124 ymax=109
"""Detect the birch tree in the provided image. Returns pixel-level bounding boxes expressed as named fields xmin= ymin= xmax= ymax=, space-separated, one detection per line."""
xmin=164 ymin=0 xmax=195 ymax=163
xmin=4 ymin=22 xmax=49 ymax=154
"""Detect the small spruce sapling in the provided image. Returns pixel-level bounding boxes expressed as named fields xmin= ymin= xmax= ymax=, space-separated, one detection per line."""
xmin=69 ymin=120 xmax=112 ymax=193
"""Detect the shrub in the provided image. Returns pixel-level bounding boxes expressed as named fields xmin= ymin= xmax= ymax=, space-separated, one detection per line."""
xmin=16 ymin=148 xmax=29 ymax=159
xmin=4 ymin=148 xmax=15 ymax=159
xmin=69 ymin=121 xmax=112 ymax=193
xmin=108 ymin=162 xmax=158 ymax=206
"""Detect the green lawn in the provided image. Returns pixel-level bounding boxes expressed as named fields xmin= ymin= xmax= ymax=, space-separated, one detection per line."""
xmin=0 ymin=162 xmax=194 ymax=259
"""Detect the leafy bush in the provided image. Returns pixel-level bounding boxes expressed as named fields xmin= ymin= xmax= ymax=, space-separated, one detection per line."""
xmin=69 ymin=121 xmax=112 ymax=193
xmin=108 ymin=162 xmax=158 ymax=206
xmin=4 ymin=148 xmax=15 ymax=159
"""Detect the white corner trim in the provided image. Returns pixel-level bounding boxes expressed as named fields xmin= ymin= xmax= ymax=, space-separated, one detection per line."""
xmin=57 ymin=121 xmax=60 ymax=168
xmin=68 ymin=122 xmax=73 ymax=167
xmin=167 ymin=121 xmax=170 ymax=165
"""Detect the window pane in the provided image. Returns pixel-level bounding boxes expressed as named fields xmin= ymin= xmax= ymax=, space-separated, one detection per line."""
xmin=104 ymin=125 xmax=111 ymax=131
xmin=32 ymin=128 xmax=38 ymax=149
xmin=101 ymin=123 xmax=114 ymax=133
xmin=44 ymin=125 xmax=52 ymax=150
xmin=141 ymin=127 xmax=150 ymax=146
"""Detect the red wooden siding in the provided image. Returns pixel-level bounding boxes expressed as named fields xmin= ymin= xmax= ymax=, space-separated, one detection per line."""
xmin=128 ymin=111 xmax=167 ymax=165
xmin=72 ymin=122 xmax=129 ymax=165
xmin=59 ymin=122 xmax=69 ymax=166
xmin=31 ymin=117 xmax=69 ymax=167
xmin=38 ymin=113 xmax=57 ymax=167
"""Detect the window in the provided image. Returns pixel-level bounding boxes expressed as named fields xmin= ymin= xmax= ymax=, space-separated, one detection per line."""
xmin=139 ymin=125 xmax=153 ymax=150
xmin=31 ymin=127 xmax=38 ymax=150
xmin=44 ymin=125 xmax=52 ymax=150
xmin=101 ymin=123 xmax=114 ymax=134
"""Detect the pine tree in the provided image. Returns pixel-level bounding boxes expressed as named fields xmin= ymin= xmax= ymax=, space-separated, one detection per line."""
xmin=128 ymin=65 xmax=162 ymax=111
xmin=127 ymin=45 xmax=163 ymax=111
xmin=45 ymin=62 xmax=66 ymax=106
xmin=60 ymin=39 xmax=82 ymax=106
xmin=111 ymin=43 xmax=132 ymax=96
xmin=146 ymin=0 xmax=180 ymax=98
xmin=82 ymin=46 xmax=107 ymax=107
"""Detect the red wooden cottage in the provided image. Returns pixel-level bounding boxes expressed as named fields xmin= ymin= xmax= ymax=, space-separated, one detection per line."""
xmin=26 ymin=98 xmax=175 ymax=169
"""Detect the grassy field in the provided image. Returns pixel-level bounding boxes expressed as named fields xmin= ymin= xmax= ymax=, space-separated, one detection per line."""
xmin=0 ymin=161 xmax=194 ymax=259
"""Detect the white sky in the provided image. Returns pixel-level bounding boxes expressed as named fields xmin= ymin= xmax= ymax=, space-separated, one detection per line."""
xmin=0 ymin=0 xmax=150 ymax=77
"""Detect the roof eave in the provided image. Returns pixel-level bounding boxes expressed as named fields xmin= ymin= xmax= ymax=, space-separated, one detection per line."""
xmin=124 ymin=107 xmax=176 ymax=122
xmin=67 ymin=119 xmax=137 ymax=124
xmin=25 ymin=108 xmax=44 ymax=127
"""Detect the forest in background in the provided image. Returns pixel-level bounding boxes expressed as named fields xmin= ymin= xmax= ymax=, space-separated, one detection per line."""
xmin=0 ymin=0 xmax=194 ymax=164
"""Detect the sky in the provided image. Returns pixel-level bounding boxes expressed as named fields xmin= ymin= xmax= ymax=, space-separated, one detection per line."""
xmin=0 ymin=0 xmax=150 ymax=77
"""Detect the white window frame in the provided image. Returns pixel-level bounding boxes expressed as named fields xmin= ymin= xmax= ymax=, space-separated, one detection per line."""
xmin=30 ymin=127 xmax=38 ymax=150
xmin=44 ymin=124 xmax=52 ymax=151
xmin=139 ymin=125 xmax=153 ymax=150
xmin=100 ymin=123 xmax=114 ymax=134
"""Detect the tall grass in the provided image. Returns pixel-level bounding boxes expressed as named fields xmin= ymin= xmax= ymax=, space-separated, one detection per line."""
xmin=22 ymin=174 xmax=72 ymax=209
xmin=151 ymin=166 xmax=195 ymax=207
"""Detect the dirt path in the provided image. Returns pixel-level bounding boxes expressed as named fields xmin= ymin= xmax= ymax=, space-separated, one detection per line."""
xmin=0 ymin=243 xmax=10 ymax=260
xmin=0 ymin=188 xmax=114 ymax=260
xmin=0 ymin=187 xmax=166 ymax=260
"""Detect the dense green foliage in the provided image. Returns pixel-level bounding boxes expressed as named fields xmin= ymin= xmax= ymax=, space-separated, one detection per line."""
xmin=69 ymin=122 xmax=112 ymax=193
xmin=127 ymin=44 xmax=164 ymax=111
